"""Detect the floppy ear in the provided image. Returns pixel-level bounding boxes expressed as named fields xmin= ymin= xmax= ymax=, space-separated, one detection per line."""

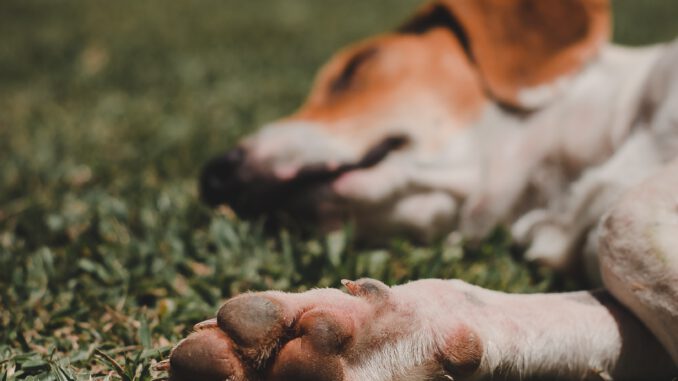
xmin=424 ymin=0 xmax=611 ymax=109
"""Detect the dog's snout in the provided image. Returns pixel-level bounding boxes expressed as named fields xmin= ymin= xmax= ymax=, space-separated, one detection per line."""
xmin=199 ymin=147 xmax=246 ymax=207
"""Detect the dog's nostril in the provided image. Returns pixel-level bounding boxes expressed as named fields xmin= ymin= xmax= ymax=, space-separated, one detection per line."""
xmin=223 ymin=146 xmax=245 ymax=164
xmin=199 ymin=147 xmax=246 ymax=207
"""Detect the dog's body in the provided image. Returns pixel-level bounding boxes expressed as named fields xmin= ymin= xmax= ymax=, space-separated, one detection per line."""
xmin=168 ymin=1 xmax=678 ymax=379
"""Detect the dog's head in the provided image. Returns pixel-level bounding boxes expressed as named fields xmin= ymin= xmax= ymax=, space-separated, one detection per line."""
xmin=201 ymin=0 xmax=610 ymax=240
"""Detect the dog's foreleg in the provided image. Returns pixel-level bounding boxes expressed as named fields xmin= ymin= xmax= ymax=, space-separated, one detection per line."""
xmin=514 ymin=129 xmax=663 ymax=273
xmin=449 ymin=284 xmax=675 ymax=380
xmin=169 ymin=279 xmax=676 ymax=381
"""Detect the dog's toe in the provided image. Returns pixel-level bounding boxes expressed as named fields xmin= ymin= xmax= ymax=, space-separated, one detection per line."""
xmin=169 ymin=328 xmax=245 ymax=381
xmin=268 ymin=337 xmax=345 ymax=381
xmin=217 ymin=294 xmax=288 ymax=367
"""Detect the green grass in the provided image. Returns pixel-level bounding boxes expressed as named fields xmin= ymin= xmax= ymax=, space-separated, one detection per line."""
xmin=1 ymin=1 xmax=676 ymax=379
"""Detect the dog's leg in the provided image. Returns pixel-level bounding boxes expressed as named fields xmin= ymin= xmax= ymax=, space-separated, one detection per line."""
xmin=168 ymin=278 xmax=675 ymax=380
xmin=513 ymin=129 xmax=663 ymax=272
xmin=599 ymin=158 xmax=678 ymax=363
xmin=515 ymin=41 xmax=678 ymax=274
xmin=460 ymin=114 xmax=559 ymax=240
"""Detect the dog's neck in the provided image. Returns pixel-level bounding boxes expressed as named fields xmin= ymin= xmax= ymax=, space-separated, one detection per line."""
xmin=513 ymin=43 xmax=664 ymax=170
xmin=455 ymin=43 xmax=666 ymax=241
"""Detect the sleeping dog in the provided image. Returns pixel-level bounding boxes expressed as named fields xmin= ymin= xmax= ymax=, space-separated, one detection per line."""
xmin=167 ymin=0 xmax=678 ymax=379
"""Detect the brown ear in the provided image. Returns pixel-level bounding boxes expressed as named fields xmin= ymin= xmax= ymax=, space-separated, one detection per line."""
xmin=429 ymin=0 xmax=611 ymax=109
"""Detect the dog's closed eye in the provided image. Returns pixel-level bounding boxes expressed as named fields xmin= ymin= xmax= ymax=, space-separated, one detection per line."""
xmin=329 ymin=46 xmax=380 ymax=94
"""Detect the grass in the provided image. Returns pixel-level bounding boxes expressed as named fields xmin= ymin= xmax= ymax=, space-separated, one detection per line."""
xmin=1 ymin=1 xmax=676 ymax=379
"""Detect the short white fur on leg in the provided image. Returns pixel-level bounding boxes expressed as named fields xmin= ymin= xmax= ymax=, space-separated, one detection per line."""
xmin=342 ymin=329 xmax=439 ymax=381
xmin=348 ymin=280 xmax=676 ymax=380
xmin=515 ymin=129 xmax=664 ymax=270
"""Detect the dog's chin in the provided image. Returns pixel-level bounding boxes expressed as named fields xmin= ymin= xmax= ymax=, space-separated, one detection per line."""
xmin=203 ymin=164 xmax=463 ymax=243
xmin=203 ymin=163 xmax=463 ymax=243
xmin=271 ymin=184 xmax=350 ymax=232
xmin=217 ymin=180 xmax=350 ymax=234
xmin=201 ymin=135 xmax=413 ymax=234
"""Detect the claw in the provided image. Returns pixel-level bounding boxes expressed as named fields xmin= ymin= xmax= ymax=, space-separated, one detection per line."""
xmin=341 ymin=278 xmax=390 ymax=300
xmin=341 ymin=279 xmax=361 ymax=296
xmin=154 ymin=359 xmax=170 ymax=371
xmin=194 ymin=318 xmax=217 ymax=330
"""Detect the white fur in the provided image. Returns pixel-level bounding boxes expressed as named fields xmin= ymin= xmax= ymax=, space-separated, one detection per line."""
xmin=517 ymin=74 xmax=573 ymax=109
xmin=343 ymin=329 xmax=438 ymax=381
xmin=246 ymin=121 xmax=359 ymax=176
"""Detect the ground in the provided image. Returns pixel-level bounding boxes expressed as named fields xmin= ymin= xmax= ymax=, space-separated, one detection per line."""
xmin=1 ymin=1 xmax=677 ymax=380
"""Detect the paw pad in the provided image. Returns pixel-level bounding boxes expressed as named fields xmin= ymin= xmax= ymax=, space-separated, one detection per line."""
xmin=217 ymin=294 xmax=286 ymax=366
xmin=440 ymin=325 xmax=483 ymax=378
xmin=169 ymin=329 xmax=244 ymax=381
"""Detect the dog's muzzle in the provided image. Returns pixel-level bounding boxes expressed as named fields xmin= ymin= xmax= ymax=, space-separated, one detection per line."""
xmin=199 ymin=146 xmax=247 ymax=208
xmin=199 ymin=135 xmax=409 ymax=221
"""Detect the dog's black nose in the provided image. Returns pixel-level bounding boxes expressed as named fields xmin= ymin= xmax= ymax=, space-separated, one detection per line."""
xmin=199 ymin=147 xmax=246 ymax=207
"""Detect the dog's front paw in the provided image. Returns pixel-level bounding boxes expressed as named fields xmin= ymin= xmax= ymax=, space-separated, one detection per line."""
xmin=168 ymin=279 xmax=484 ymax=381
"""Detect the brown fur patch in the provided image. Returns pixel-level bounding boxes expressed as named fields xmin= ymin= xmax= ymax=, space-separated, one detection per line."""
xmin=329 ymin=46 xmax=380 ymax=95
xmin=292 ymin=28 xmax=486 ymax=126
xmin=436 ymin=0 xmax=610 ymax=108
xmin=397 ymin=3 xmax=472 ymax=61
